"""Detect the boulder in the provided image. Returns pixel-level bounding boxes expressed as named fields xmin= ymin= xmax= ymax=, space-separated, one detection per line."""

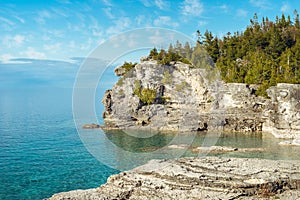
xmin=82 ymin=123 xmax=101 ymax=129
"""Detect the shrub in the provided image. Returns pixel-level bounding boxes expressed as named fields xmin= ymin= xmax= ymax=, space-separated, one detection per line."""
xmin=161 ymin=70 xmax=172 ymax=84
xmin=133 ymin=80 xmax=156 ymax=105
xmin=140 ymin=88 xmax=156 ymax=105
xmin=133 ymin=80 xmax=142 ymax=96
xmin=120 ymin=62 xmax=137 ymax=75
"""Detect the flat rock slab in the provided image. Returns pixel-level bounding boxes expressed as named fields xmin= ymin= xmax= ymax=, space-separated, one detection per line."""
xmin=47 ymin=157 xmax=300 ymax=200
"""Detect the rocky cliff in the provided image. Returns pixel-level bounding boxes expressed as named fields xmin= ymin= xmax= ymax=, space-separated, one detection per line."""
xmin=102 ymin=57 xmax=300 ymax=139
xmin=47 ymin=157 xmax=300 ymax=200
xmin=263 ymin=83 xmax=300 ymax=139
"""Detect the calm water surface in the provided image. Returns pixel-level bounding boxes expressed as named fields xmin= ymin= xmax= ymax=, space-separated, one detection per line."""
xmin=0 ymin=88 xmax=299 ymax=200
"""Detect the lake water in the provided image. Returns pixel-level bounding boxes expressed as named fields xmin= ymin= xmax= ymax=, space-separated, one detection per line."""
xmin=1 ymin=87 xmax=299 ymax=200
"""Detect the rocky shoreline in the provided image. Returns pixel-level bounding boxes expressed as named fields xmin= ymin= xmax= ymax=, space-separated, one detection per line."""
xmin=68 ymin=57 xmax=300 ymax=200
xmin=101 ymin=58 xmax=300 ymax=140
xmin=47 ymin=157 xmax=300 ymax=200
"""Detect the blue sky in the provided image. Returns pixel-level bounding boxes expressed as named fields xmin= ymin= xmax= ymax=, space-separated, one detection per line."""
xmin=0 ymin=0 xmax=299 ymax=89
xmin=1 ymin=0 xmax=299 ymax=62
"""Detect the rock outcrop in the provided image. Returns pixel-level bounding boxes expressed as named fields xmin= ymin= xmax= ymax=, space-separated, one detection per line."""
xmin=102 ymin=58 xmax=300 ymax=138
xmin=82 ymin=123 xmax=101 ymax=129
xmin=47 ymin=157 xmax=300 ymax=200
xmin=263 ymin=83 xmax=300 ymax=139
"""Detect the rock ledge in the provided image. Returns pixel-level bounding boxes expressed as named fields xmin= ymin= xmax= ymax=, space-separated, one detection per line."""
xmin=47 ymin=157 xmax=300 ymax=200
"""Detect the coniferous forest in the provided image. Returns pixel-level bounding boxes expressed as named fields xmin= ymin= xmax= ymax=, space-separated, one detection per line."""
xmin=202 ymin=11 xmax=300 ymax=96
xmin=121 ymin=11 xmax=300 ymax=96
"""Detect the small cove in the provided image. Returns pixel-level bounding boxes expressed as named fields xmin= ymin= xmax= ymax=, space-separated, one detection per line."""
xmin=1 ymin=88 xmax=299 ymax=200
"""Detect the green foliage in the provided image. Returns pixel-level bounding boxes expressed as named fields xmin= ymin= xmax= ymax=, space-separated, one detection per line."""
xmin=149 ymin=47 xmax=158 ymax=58
xmin=133 ymin=79 xmax=156 ymax=105
xmin=140 ymin=88 xmax=156 ymax=105
xmin=133 ymin=79 xmax=142 ymax=96
xmin=149 ymin=46 xmax=191 ymax=65
xmin=256 ymin=81 xmax=271 ymax=97
xmin=161 ymin=70 xmax=172 ymax=84
xmin=203 ymin=12 xmax=300 ymax=96
xmin=120 ymin=62 xmax=137 ymax=75
xmin=141 ymin=12 xmax=300 ymax=97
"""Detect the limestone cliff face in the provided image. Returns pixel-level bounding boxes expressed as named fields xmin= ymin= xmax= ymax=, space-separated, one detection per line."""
xmin=263 ymin=83 xmax=300 ymax=138
xmin=103 ymin=60 xmax=214 ymax=132
xmin=102 ymin=58 xmax=300 ymax=138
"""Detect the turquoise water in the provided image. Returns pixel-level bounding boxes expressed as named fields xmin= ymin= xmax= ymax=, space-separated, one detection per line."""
xmin=0 ymin=88 xmax=118 ymax=200
xmin=1 ymin=88 xmax=299 ymax=200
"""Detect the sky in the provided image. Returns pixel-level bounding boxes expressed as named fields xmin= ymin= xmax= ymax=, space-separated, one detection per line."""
xmin=1 ymin=0 xmax=299 ymax=62
xmin=0 ymin=0 xmax=299 ymax=88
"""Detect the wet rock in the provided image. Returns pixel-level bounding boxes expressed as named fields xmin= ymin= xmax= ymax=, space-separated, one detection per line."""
xmin=82 ymin=123 xmax=100 ymax=129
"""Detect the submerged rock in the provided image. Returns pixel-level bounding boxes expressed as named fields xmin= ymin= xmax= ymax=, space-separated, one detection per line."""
xmin=47 ymin=157 xmax=300 ymax=200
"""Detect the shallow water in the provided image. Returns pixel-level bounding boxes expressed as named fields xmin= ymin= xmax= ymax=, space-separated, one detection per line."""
xmin=0 ymin=88 xmax=299 ymax=200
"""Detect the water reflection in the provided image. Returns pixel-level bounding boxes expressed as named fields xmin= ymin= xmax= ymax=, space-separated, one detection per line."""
xmin=104 ymin=130 xmax=174 ymax=153
xmin=80 ymin=129 xmax=300 ymax=171
xmin=102 ymin=130 xmax=300 ymax=160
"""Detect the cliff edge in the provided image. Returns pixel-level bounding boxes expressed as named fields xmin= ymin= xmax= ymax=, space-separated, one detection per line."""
xmin=102 ymin=57 xmax=300 ymax=139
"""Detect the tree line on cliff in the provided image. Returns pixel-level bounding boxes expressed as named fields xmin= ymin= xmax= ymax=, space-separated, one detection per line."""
xmin=203 ymin=11 xmax=300 ymax=96
xmin=118 ymin=11 xmax=300 ymax=97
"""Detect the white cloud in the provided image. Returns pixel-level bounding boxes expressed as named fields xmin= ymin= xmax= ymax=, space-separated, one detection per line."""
xmin=135 ymin=15 xmax=145 ymax=26
xmin=43 ymin=43 xmax=61 ymax=53
xmin=249 ymin=0 xmax=270 ymax=9
xmin=139 ymin=0 xmax=151 ymax=7
xmin=0 ymin=54 xmax=32 ymax=64
xmin=181 ymin=0 xmax=204 ymax=16
xmin=153 ymin=16 xmax=179 ymax=28
xmin=237 ymin=9 xmax=248 ymax=17
xmin=47 ymin=30 xmax=65 ymax=38
xmin=13 ymin=15 xmax=25 ymax=24
xmin=0 ymin=54 xmax=13 ymax=63
xmin=21 ymin=47 xmax=46 ymax=59
xmin=154 ymin=0 xmax=170 ymax=10
xmin=51 ymin=8 xmax=69 ymax=18
xmin=281 ymin=2 xmax=290 ymax=13
xmin=88 ymin=16 xmax=103 ymax=38
xmin=198 ymin=20 xmax=207 ymax=26
xmin=80 ymin=38 xmax=93 ymax=50
xmin=103 ymin=7 xmax=114 ymax=19
xmin=219 ymin=4 xmax=229 ymax=13
xmin=102 ymin=0 xmax=112 ymax=6
xmin=14 ymin=35 xmax=25 ymax=46
xmin=42 ymin=35 xmax=52 ymax=41
xmin=3 ymin=35 xmax=25 ymax=48
xmin=0 ymin=16 xmax=14 ymax=26
xmin=35 ymin=10 xmax=52 ymax=24
xmin=106 ymin=18 xmax=131 ymax=35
